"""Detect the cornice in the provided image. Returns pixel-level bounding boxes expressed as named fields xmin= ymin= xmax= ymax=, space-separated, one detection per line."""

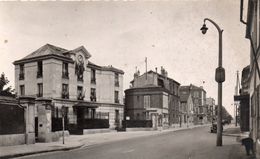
xmin=13 ymin=54 xmax=74 ymax=65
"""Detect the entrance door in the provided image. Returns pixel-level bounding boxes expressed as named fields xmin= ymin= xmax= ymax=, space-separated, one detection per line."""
xmin=77 ymin=108 xmax=85 ymax=129
xmin=35 ymin=117 xmax=38 ymax=139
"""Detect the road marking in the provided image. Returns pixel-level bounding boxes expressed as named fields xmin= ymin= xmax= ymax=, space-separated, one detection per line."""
xmin=122 ymin=149 xmax=135 ymax=153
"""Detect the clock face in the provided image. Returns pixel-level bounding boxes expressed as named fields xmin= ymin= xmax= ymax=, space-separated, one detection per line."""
xmin=78 ymin=55 xmax=83 ymax=63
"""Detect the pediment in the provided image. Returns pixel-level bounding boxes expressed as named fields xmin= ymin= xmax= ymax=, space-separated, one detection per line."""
xmin=72 ymin=46 xmax=92 ymax=59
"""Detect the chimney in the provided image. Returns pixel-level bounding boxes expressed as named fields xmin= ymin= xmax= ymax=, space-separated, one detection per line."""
xmin=134 ymin=69 xmax=140 ymax=79
xmin=155 ymin=67 xmax=158 ymax=73
xmin=161 ymin=66 xmax=164 ymax=75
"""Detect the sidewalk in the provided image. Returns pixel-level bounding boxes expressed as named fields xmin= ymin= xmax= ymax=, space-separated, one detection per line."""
xmin=223 ymin=124 xmax=242 ymax=137
xmin=221 ymin=124 xmax=255 ymax=159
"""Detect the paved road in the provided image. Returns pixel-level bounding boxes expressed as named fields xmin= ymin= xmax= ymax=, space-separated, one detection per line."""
xmin=15 ymin=127 xmax=245 ymax=159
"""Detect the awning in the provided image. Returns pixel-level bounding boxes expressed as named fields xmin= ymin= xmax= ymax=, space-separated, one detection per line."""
xmin=73 ymin=101 xmax=99 ymax=108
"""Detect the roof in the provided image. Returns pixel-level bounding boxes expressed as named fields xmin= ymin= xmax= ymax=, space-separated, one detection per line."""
xmin=13 ymin=44 xmax=73 ymax=64
xmin=180 ymin=84 xmax=205 ymax=92
xmin=22 ymin=44 xmax=68 ymax=60
xmin=88 ymin=61 xmax=124 ymax=74
xmin=130 ymin=70 xmax=180 ymax=85
xmin=147 ymin=70 xmax=180 ymax=85
xmin=13 ymin=44 xmax=124 ymax=74
xmin=125 ymin=85 xmax=171 ymax=94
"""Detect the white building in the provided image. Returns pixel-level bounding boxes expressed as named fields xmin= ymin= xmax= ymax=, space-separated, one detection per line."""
xmin=13 ymin=44 xmax=124 ymax=135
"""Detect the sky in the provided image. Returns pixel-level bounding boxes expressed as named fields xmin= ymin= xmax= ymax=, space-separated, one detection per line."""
xmin=0 ymin=0 xmax=250 ymax=117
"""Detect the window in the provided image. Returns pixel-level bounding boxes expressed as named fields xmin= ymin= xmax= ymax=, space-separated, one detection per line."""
xmin=91 ymin=69 xmax=96 ymax=84
xmin=90 ymin=88 xmax=96 ymax=102
xmin=20 ymin=85 xmax=25 ymax=96
xmin=62 ymin=62 xmax=69 ymax=79
xmin=114 ymin=91 xmax=119 ymax=103
xmin=144 ymin=95 xmax=150 ymax=108
xmin=19 ymin=64 xmax=24 ymax=80
xmin=37 ymin=61 xmax=43 ymax=78
xmin=193 ymin=91 xmax=199 ymax=98
xmin=37 ymin=83 xmax=43 ymax=97
xmin=61 ymin=84 xmax=69 ymax=99
xmin=158 ymin=79 xmax=164 ymax=87
xmin=115 ymin=73 xmax=119 ymax=87
xmin=77 ymin=86 xmax=84 ymax=100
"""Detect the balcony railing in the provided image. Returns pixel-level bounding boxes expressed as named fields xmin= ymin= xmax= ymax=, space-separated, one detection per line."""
xmin=19 ymin=73 xmax=24 ymax=80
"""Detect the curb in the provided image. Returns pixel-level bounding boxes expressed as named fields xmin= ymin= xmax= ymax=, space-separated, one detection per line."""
xmin=0 ymin=143 xmax=84 ymax=159
xmin=222 ymin=133 xmax=241 ymax=137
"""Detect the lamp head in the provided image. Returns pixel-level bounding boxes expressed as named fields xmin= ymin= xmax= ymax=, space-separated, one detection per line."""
xmin=200 ymin=24 xmax=208 ymax=34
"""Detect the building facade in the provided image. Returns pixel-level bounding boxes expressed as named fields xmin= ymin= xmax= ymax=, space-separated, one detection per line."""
xmin=13 ymin=44 xmax=124 ymax=136
xmin=179 ymin=89 xmax=194 ymax=127
xmin=125 ymin=67 xmax=180 ymax=129
xmin=205 ymin=97 xmax=216 ymax=123
xmin=240 ymin=0 xmax=260 ymax=157
xmin=234 ymin=66 xmax=250 ymax=132
xmin=180 ymin=85 xmax=207 ymax=125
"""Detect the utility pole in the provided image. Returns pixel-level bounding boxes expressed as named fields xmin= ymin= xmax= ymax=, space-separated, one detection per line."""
xmin=201 ymin=18 xmax=225 ymax=146
xmin=145 ymin=57 xmax=147 ymax=79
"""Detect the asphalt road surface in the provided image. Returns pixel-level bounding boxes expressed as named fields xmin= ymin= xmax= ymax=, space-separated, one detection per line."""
xmin=15 ymin=126 xmax=241 ymax=159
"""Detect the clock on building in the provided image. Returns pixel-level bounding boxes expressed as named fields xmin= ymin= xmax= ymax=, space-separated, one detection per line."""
xmin=78 ymin=55 xmax=83 ymax=64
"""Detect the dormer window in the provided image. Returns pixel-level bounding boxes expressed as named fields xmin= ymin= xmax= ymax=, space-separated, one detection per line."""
xmin=37 ymin=61 xmax=43 ymax=78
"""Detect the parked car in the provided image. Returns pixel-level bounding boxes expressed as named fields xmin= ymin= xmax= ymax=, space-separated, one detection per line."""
xmin=210 ymin=123 xmax=217 ymax=133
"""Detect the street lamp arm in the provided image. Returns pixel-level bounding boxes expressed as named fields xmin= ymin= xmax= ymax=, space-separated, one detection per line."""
xmin=204 ymin=18 xmax=223 ymax=33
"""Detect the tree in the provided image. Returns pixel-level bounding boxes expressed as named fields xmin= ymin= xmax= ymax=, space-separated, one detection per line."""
xmin=0 ymin=72 xmax=14 ymax=96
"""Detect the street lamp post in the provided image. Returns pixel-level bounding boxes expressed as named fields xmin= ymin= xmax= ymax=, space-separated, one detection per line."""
xmin=201 ymin=18 xmax=225 ymax=146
